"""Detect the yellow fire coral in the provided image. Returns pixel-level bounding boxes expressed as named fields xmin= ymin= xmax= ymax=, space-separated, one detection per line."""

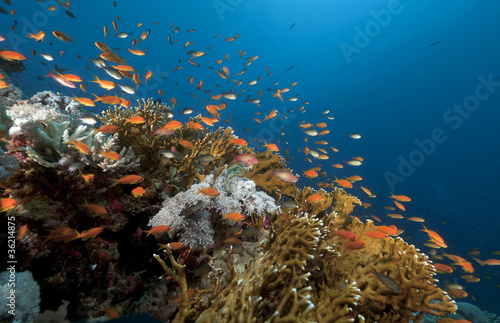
xmin=190 ymin=186 xmax=456 ymax=322
xmin=96 ymin=98 xmax=172 ymax=172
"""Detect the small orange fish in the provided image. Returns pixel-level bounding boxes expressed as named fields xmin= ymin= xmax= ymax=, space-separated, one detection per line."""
xmin=66 ymin=137 xmax=90 ymax=154
xmin=26 ymin=31 xmax=45 ymax=42
xmin=343 ymin=240 xmax=367 ymax=250
xmin=433 ymin=263 xmax=453 ymax=274
xmin=0 ymin=50 xmax=26 ymax=61
xmin=0 ymin=198 xmax=17 ymax=212
xmin=221 ymin=212 xmax=245 ymax=222
xmin=163 ymin=120 xmax=183 ymax=131
xmin=144 ymin=225 xmax=171 ymax=236
xmin=407 ymin=217 xmax=425 ymax=222
xmin=109 ymin=175 xmax=144 ymax=187
xmin=331 ymin=163 xmax=343 ymax=168
xmin=263 ymin=143 xmax=279 ymax=152
xmin=90 ymin=75 xmax=115 ymax=90
xmin=394 ymin=201 xmax=406 ymax=211
xmin=99 ymin=150 xmax=121 ymax=160
xmin=360 ymin=186 xmax=373 ymax=196
xmin=197 ymin=187 xmax=220 ymax=197
xmin=80 ymin=199 xmax=108 ymax=216
xmin=333 ymin=177 xmax=352 ymax=189
xmin=303 ymin=170 xmax=318 ymax=178
xmin=78 ymin=170 xmax=94 ymax=183
xmin=124 ymin=116 xmax=146 ymax=124
xmin=186 ymin=121 xmax=204 ymax=130
xmin=76 ymin=227 xmax=104 ymax=240
xmin=305 ymin=194 xmax=324 ymax=203
xmin=131 ymin=187 xmax=147 ymax=197
xmin=179 ymin=140 xmax=194 ymax=150
xmin=18 ymin=224 xmax=28 ymax=240
xmin=363 ymin=231 xmax=388 ymax=239
xmin=231 ymin=138 xmax=247 ymax=146
xmin=335 ymin=230 xmax=357 ymax=241
xmin=389 ymin=193 xmax=411 ymax=202
xmin=94 ymin=125 xmax=121 ymax=134
xmin=127 ymin=48 xmax=146 ymax=56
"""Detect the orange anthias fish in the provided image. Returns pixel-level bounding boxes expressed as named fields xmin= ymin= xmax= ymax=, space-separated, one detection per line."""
xmin=131 ymin=187 xmax=147 ymax=197
xmin=124 ymin=116 xmax=146 ymax=124
xmin=263 ymin=142 xmax=279 ymax=152
xmin=27 ymin=31 xmax=45 ymax=42
xmin=394 ymin=201 xmax=406 ymax=211
xmin=0 ymin=198 xmax=17 ymax=212
xmin=221 ymin=212 xmax=245 ymax=222
xmin=94 ymin=125 xmax=121 ymax=133
xmin=162 ymin=120 xmax=183 ymax=131
xmin=179 ymin=140 xmax=194 ymax=150
xmin=197 ymin=187 xmax=220 ymax=197
xmin=333 ymin=177 xmax=353 ymax=189
xmin=363 ymin=231 xmax=388 ymax=239
xmin=90 ymin=75 xmax=115 ymax=90
xmin=390 ymin=193 xmax=411 ymax=202
xmin=335 ymin=230 xmax=357 ymax=241
xmin=80 ymin=200 xmax=108 ymax=216
xmin=44 ymin=226 xmax=79 ymax=242
xmin=421 ymin=225 xmax=445 ymax=243
xmin=18 ymin=224 xmax=28 ymax=240
xmin=78 ymin=170 xmax=94 ymax=183
xmin=231 ymin=138 xmax=247 ymax=146
xmin=305 ymin=194 xmax=324 ymax=203
xmin=76 ymin=227 xmax=104 ymax=240
xmin=66 ymin=137 xmax=90 ymax=154
xmin=0 ymin=50 xmax=27 ymax=61
xmin=144 ymin=225 xmax=171 ymax=236
xmin=99 ymin=150 xmax=121 ymax=160
xmin=343 ymin=240 xmax=367 ymax=250
xmin=157 ymin=242 xmax=184 ymax=251
xmin=109 ymin=175 xmax=144 ymax=187
xmin=433 ymin=263 xmax=453 ymax=274
xmin=303 ymin=170 xmax=318 ymax=178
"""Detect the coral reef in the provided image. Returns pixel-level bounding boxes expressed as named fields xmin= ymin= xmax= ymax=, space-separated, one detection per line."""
xmin=0 ymin=271 xmax=40 ymax=323
xmin=22 ymin=121 xmax=139 ymax=172
xmin=6 ymin=92 xmax=82 ymax=138
xmin=0 ymin=147 xmax=19 ymax=181
xmin=455 ymin=302 xmax=488 ymax=323
xmin=149 ymin=170 xmax=278 ymax=251
xmin=96 ymin=98 xmax=172 ymax=173
xmin=0 ymin=103 xmax=13 ymax=138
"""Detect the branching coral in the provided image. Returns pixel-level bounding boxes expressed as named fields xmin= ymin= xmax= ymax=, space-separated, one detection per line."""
xmin=177 ymin=127 xmax=238 ymax=188
xmin=96 ymin=98 xmax=171 ymax=173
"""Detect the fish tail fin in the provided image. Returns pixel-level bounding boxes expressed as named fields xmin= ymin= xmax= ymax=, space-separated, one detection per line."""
xmin=108 ymin=179 xmax=119 ymax=187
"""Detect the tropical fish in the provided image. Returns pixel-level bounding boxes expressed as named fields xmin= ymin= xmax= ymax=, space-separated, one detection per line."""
xmin=0 ymin=198 xmax=17 ymax=212
xmin=144 ymin=225 xmax=171 ymax=236
xmin=109 ymin=175 xmax=144 ymax=187
xmin=371 ymin=268 xmax=400 ymax=293
xmin=221 ymin=212 xmax=245 ymax=222
xmin=197 ymin=187 xmax=220 ymax=197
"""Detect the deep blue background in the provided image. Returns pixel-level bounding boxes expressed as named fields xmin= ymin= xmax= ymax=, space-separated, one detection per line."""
xmin=1 ymin=0 xmax=499 ymax=313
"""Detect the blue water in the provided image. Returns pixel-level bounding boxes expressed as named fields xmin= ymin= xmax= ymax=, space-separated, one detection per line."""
xmin=2 ymin=0 xmax=500 ymax=314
